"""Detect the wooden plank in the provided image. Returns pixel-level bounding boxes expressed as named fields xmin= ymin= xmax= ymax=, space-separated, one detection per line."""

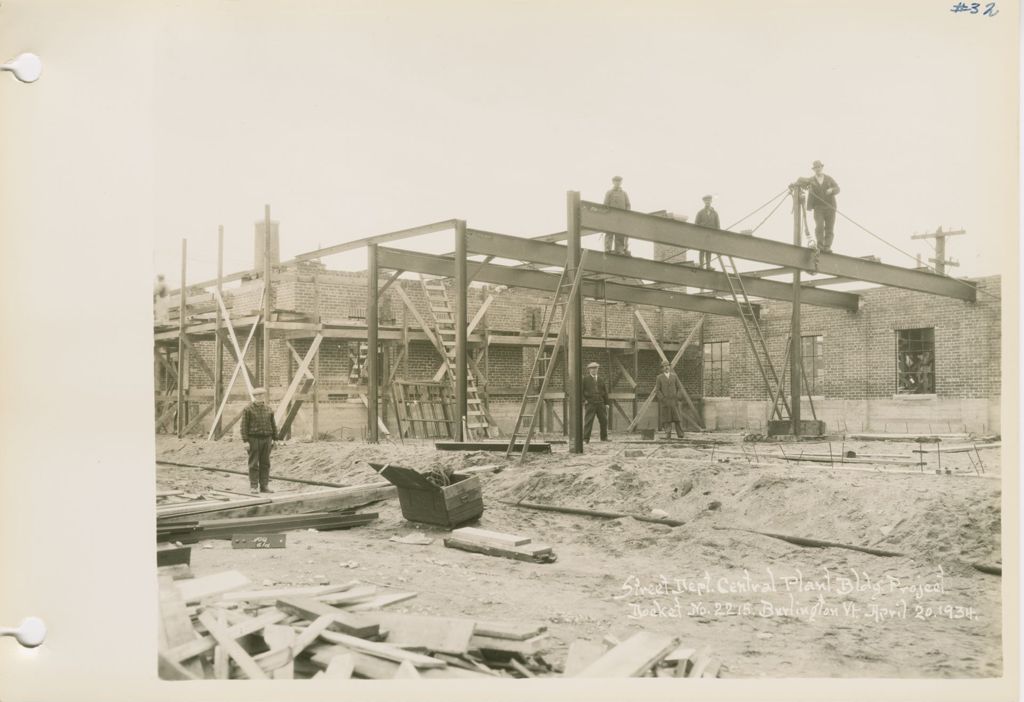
xmin=261 ymin=624 xmax=296 ymax=679
xmin=471 ymin=633 xmax=551 ymax=657
xmin=207 ymin=303 xmax=262 ymax=439
xmin=157 ymin=482 xmax=396 ymax=520
xmin=472 ymin=621 xmax=546 ymax=641
xmin=564 ymin=639 xmax=605 ymax=676
xmin=221 ymin=581 xmax=358 ymax=604
xmin=359 ymin=393 xmax=391 ymax=436
xmin=158 ymin=652 xmax=200 ymax=681
xmin=392 ymin=285 xmax=444 ymax=356
xmin=291 ymin=615 xmax=336 ymax=657
xmin=370 ymin=613 xmax=476 ymax=655
xmin=198 ymin=610 xmax=269 ymax=679
xmin=324 ymin=653 xmax=355 ymax=679
xmin=450 ymin=527 xmax=531 ymax=548
xmin=286 ymin=340 xmax=315 ymax=379
xmin=574 ymin=631 xmax=678 ymax=678
xmin=344 ymin=591 xmax=418 ymax=612
xmin=158 ymin=577 xmax=205 ymax=677
xmin=276 ymin=596 xmax=380 ymax=638
xmin=316 ymin=585 xmax=378 ymax=606
xmin=214 ymin=285 xmax=262 ymax=396
xmin=274 ymin=333 xmax=323 ymax=427
xmin=686 ymin=648 xmax=714 ymax=678
xmin=395 ymin=660 xmax=421 ymax=678
xmin=628 ymin=316 xmax=705 ymax=431
xmin=175 ymin=570 xmax=250 ymax=604
xmin=168 ymin=610 xmax=286 ymax=662
xmin=318 ymin=629 xmax=447 ymax=668
xmin=444 ymin=536 xmax=555 ymax=563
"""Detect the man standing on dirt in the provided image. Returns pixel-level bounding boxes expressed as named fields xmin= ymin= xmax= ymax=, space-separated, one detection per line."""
xmin=654 ymin=361 xmax=686 ymax=439
xmin=582 ymin=361 xmax=609 ymax=443
xmin=241 ymin=387 xmax=277 ymax=495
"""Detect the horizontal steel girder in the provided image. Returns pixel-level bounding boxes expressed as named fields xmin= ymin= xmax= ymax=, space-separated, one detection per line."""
xmin=465 ymin=228 xmax=859 ymax=311
xmin=375 ymin=246 xmax=747 ymax=318
xmin=579 ymin=201 xmax=976 ymax=302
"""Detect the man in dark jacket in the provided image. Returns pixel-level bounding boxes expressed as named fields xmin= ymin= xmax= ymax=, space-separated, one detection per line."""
xmin=582 ymin=361 xmax=609 ymax=443
xmin=654 ymin=361 xmax=685 ymax=439
xmin=241 ymin=387 xmax=277 ymax=494
xmin=694 ymin=194 xmax=720 ymax=269
xmin=796 ymin=160 xmax=840 ymax=253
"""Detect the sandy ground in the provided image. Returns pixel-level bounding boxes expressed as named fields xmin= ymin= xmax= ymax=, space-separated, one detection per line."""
xmin=156 ymin=433 xmax=1003 ymax=678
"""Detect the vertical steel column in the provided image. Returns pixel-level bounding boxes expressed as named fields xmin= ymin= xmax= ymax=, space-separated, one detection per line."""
xmin=567 ymin=192 xmax=584 ymax=453
xmin=790 ymin=186 xmax=802 ymax=435
xmin=367 ymin=244 xmax=379 ymax=442
xmin=213 ymin=226 xmax=224 ymax=439
xmin=454 ymin=220 xmax=468 ymax=441
xmin=262 ymin=205 xmax=272 ymax=391
xmin=177 ymin=238 xmax=187 ymax=437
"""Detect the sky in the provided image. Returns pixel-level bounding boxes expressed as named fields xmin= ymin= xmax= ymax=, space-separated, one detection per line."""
xmin=152 ymin=0 xmax=1018 ymax=285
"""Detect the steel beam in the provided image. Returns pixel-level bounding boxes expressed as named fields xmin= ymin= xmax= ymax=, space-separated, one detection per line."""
xmin=580 ymin=201 xmax=976 ymax=301
xmin=567 ymin=192 xmax=583 ymax=454
xmin=465 ymin=228 xmax=859 ymax=311
xmin=376 ymin=247 xmax=748 ymax=318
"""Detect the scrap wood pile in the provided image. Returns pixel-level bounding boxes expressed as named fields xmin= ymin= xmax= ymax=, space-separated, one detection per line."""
xmin=159 ymin=570 xmax=722 ymax=680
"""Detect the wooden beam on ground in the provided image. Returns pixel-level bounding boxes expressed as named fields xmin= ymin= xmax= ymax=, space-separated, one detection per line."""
xmin=197 ymin=610 xmax=269 ymax=679
xmin=276 ymin=596 xmax=381 ymax=638
xmin=574 ymin=631 xmax=678 ymax=677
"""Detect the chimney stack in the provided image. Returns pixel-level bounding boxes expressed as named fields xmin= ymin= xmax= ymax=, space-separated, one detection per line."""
xmin=255 ymin=219 xmax=280 ymax=269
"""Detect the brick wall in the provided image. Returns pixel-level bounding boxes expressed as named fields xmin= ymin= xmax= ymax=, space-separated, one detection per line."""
xmin=162 ymin=264 xmax=1002 ymax=436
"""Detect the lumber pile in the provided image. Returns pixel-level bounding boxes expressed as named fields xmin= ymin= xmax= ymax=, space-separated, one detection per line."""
xmin=156 ymin=483 xmax=389 ymax=544
xmin=156 ymin=569 xmax=557 ymax=679
xmin=565 ymin=633 xmax=724 ymax=678
xmin=443 ymin=526 xmax=556 ymax=564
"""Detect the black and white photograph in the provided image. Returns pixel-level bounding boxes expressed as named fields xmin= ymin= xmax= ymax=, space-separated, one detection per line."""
xmin=0 ymin=1 xmax=1018 ymax=700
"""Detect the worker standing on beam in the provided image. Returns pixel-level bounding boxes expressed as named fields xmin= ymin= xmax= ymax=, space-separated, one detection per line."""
xmin=603 ymin=175 xmax=632 ymax=256
xmin=694 ymin=194 xmax=720 ymax=269
xmin=582 ymin=361 xmax=610 ymax=443
xmin=795 ymin=160 xmax=840 ymax=253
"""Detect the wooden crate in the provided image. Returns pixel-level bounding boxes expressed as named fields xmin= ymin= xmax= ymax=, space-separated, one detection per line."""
xmin=375 ymin=464 xmax=483 ymax=528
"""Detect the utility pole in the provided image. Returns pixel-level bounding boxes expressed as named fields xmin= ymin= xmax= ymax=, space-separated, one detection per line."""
xmin=911 ymin=226 xmax=965 ymax=275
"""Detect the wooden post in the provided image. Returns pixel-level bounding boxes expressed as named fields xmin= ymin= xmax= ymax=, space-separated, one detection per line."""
xmin=176 ymin=238 xmax=187 ymax=437
xmin=312 ymin=273 xmax=320 ymax=442
xmin=790 ymin=186 xmax=802 ymax=436
xmin=566 ymin=192 xmax=583 ymax=453
xmin=262 ymin=205 xmax=273 ymax=392
xmin=454 ymin=220 xmax=468 ymax=441
xmin=367 ymin=244 xmax=379 ymax=442
xmin=213 ymin=226 xmax=224 ymax=439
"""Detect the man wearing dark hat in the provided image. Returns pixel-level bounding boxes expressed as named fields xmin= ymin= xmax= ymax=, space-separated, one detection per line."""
xmin=603 ymin=176 xmax=631 ymax=256
xmin=582 ymin=361 xmax=609 ymax=442
xmin=694 ymin=194 xmax=720 ymax=269
xmin=796 ymin=160 xmax=840 ymax=253
xmin=241 ymin=387 xmax=277 ymax=494
xmin=654 ymin=361 xmax=686 ymax=439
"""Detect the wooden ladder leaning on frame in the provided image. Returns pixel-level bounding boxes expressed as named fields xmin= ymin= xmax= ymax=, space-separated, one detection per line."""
xmin=714 ymin=254 xmax=816 ymax=426
xmin=505 ymin=251 xmax=589 ymax=460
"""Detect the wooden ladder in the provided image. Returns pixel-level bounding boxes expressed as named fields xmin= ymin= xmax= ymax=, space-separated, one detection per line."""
xmin=715 ymin=254 xmax=791 ymax=423
xmin=505 ymin=253 xmax=588 ymax=460
xmin=419 ymin=277 xmax=492 ymax=440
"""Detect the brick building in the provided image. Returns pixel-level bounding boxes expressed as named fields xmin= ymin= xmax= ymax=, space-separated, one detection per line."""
xmin=155 ymin=258 xmax=1001 ymax=438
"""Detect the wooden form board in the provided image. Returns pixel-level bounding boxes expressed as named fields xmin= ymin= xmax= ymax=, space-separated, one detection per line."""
xmin=276 ymin=596 xmax=380 ymax=638
xmin=573 ymin=631 xmax=678 ymax=677
xmin=368 ymin=613 xmax=476 ymax=655
xmin=450 ymin=527 xmax=531 ymax=548
xmin=175 ymin=570 xmax=250 ymax=604
xmin=444 ymin=536 xmax=555 ymax=563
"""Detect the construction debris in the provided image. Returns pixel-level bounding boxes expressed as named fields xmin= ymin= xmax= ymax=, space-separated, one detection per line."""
xmin=443 ymin=527 xmax=556 ymax=564
xmin=369 ymin=462 xmax=484 ymax=527
xmin=160 ymin=570 xmax=710 ymax=680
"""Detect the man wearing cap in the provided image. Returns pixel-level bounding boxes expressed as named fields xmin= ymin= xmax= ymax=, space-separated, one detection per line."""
xmin=796 ymin=160 xmax=840 ymax=253
xmin=694 ymin=195 xmax=720 ymax=270
xmin=654 ymin=362 xmax=686 ymax=439
xmin=241 ymin=387 xmax=278 ymax=495
xmin=582 ymin=361 xmax=609 ymax=443
xmin=603 ymin=176 xmax=632 ymax=256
